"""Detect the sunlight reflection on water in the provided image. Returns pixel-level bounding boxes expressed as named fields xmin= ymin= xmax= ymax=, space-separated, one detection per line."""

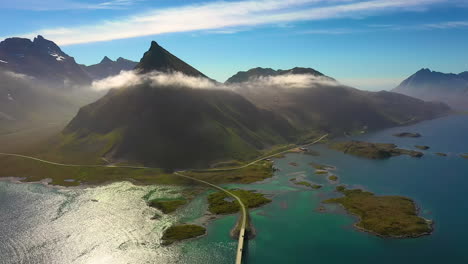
xmin=0 ymin=181 xmax=194 ymax=264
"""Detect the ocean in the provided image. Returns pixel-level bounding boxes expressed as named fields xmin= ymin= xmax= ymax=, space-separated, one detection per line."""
xmin=1 ymin=114 xmax=468 ymax=263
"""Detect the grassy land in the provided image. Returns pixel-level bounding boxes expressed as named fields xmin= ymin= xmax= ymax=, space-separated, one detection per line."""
xmin=207 ymin=189 xmax=272 ymax=214
xmin=324 ymin=186 xmax=433 ymax=238
xmin=162 ymin=224 xmax=206 ymax=245
xmin=309 ymin=162 xmax=333 ymax=170
xmin=328 ymin=175 xmax=338 ymax=181
xmin=315 ymin=170 xmax=328 ymax=175
xmin=294 ymin=181 xmax=322 ymax=189
xmin=185 ymin=160 xmax=274 ymax=184
xmin=0 ymin=151 xmax=274 ymax=187
xmin=0 ymin=155 xmax=192 ymax=187
xmin=435 ymin=152 xmax=447 ymax=157
xmin=329 ymin=141 xmax=424 ymax=159
xmin=148 ymin=198 xmax=187 ymax=214
xmin=461 ymin=154 xmax=468 ymax=159
xmin=415 ymin=145 xmax=430 ymax=150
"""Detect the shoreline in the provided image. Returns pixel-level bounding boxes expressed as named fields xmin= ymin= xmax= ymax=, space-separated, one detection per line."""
xmin=326 ymin=199 xmax=434 ymax=239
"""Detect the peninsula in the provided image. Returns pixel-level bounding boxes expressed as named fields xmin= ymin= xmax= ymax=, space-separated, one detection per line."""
xmin=324 ymin=186 xmax=433 ymax=238
xmin=329 ymin=141 xmax=424 ymax=159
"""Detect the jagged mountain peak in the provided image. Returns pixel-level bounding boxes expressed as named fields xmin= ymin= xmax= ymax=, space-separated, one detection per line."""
xmin=225 ymin=66 xmax=332 ymax=84
xmin=100 ymin=56 xmax=113 ymax=64
xmin=135 ymin=40 xmax=208 ymax=77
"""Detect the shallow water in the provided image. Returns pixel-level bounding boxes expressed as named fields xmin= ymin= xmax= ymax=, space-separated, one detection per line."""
xmin=184 ymin=114 xmax=468 ymax=263
xmin=1 ymin=115 xmax=468 ymax=263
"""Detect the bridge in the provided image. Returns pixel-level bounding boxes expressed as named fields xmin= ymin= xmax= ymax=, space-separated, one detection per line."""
xmin=0 ymin=134 xmax=328 ymax=264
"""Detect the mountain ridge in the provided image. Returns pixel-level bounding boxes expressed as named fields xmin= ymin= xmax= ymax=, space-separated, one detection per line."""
xmin=134 ymin=41 xmax=208 ymax=77
xmin=58 ymin=41 xmax=450 ymax=168
xmin=83 ymin=56 xmax=138 ymax=80
xmin=392 ymin=68 xmax=468 ymax=110
xmin=0 ymin=35 xmax=91 ymax=87
xmin=226 ymin=67 xmax=334 ymax=83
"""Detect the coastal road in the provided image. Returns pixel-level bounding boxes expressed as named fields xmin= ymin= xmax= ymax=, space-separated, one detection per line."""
xmin=190 ymin=134 xmax=329 ymax=172
xmin=174 ymin=171 xmax=247 ymax=264
xmin=0 ymin=134 xmax=328 ymax=264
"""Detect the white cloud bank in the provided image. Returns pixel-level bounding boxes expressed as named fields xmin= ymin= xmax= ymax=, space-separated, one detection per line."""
xmin=91 ymin=70 xmax=340 ymax=91
xmin=9 ymin=0 xmax=448 ymax=45
xmin=1 ymin=0 xmax=141 ymax=11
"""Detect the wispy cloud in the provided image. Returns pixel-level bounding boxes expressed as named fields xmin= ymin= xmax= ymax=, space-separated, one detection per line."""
xmin=300 ymin=19 xmax=468 ymax=35
xmin=6 ymin=0 xmax=449 ymax=45
xmin=1 ymin=0 xmax=142 ymax=11
xmin=339 ymin=77 xmax=402 ymax=90
xmin=422 ymin=21 xmax=468 ymax=29
xmin=91 ymin=70 xmax=339 ymax=91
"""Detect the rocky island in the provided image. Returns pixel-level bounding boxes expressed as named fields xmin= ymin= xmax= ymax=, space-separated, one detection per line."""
xmin=207 ymin=189 xmax=271 ymax=214
xmin=393 ymin=132 xmax=422 ymax=138
xmin=324 ymin=186 xmax=433 ymax=238
xmin=415 ymin=145 xmax=430 ymax=150
xmin=329 ymin=141 xmax=424 ymax=159
xmin=162 ymin=224 xmax=207 ymax=245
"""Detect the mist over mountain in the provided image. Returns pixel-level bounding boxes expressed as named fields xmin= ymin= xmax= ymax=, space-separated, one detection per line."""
xmin=83 ymin=56 xmax=137 ymax=80
xmin=0 ymin=36 xmax=91 ymax=87
xmin=226 ymin=67 xmax=334 ymax=84
xmin=59 ymin=41 xmax=450 ymax=168
xmin=392 ymin=68 xmax=468 ymax=110
xmin=229 ymin=68 xmax=449 ymax=134
xmin=0 ymin=70 xmax=94 ymax=134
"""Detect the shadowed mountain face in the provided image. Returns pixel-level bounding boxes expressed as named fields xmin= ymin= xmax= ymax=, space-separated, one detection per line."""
xmin=83 ymin=57 xmax=137 ymax=80
xmin=0 ymin=36 xmax=91 ymax=87
xmin=392 ymin=68 xmax=468 ymax=110
xmin=0 ymin=71 xmax=91 ymax=134
xmin=65 ymin=85 xmax=294 ymax=168
xmin=135 ymin=41 xmax=207 ymax=77
xmin=230 ymin=68 xmax=450 ymax=134
xmin=63 ymin=41 xmax=293 ymax=168
xmin=225 ymin=67 xmax=335 ymax=84
xmin=61 ymin=42 xmax=450 ymax=168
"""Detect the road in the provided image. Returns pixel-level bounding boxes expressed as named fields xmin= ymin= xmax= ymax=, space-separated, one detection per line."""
xmin=190 ymin=134 xmax=329 ymax=172
xmin=0 ymin=134 xmax=328 ymax=264
xmin=174 ymin=171 xmax=247 ymax=264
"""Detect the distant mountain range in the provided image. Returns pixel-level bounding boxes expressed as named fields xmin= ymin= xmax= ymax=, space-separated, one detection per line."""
xmin=82 ymin=56 xmax=137 ymax=80
xmin=0 ymin=35 xmax=139 ymax=86
xmin=0 ymin=36 xmax=92 ymax=87
xmin=392 ymin=68 xmax=468 ymax=110
xmin=226 ymin=67 xmax=334 ymax=83
xmin=58 ymin=41 xmax=449 ymax=168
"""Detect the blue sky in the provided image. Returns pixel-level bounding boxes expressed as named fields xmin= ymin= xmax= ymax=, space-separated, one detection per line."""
xmin=1 ymin=0 xmax=468 ymax=90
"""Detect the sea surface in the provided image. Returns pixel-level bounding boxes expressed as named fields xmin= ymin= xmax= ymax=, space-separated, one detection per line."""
xmin=1 ymin=114 xmax=468 ymax=263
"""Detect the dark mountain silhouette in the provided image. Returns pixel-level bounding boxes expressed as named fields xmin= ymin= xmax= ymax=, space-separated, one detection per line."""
xmin=83 ymin=56 xmax=137 ymax=80
xmin=59 ymin=43 xmax=450 ymax=168
xmin=61 ymin=42 xmax=293 ymax=168
xmin=226 ymin=67 xmax=334 ymax=83
xmin=230 ymin=68 xmax=450 ymax=134
xmin=392 ymin=68 xmax=468 ymax=110
xmin=0 ymin=35 xmax=91 ymax=87
xmin=0 ymin=70 xmax=92 ymax=134
xmin=134 ymin=41 xmax=207 ymax=77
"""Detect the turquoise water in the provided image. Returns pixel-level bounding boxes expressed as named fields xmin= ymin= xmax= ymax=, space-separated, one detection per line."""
xmin=1 ymin=115 xmax=467 ymax=263
xmin=182 ymin=114 xmax=468 ymax=263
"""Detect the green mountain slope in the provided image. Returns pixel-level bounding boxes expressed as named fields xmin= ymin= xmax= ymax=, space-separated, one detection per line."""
xmin=63 ymin=84 xmax=294 ymax=168
xmin=231 ymin=69 xmax=450 ymax=135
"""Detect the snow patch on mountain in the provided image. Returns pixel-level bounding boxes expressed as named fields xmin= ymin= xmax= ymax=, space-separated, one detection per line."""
xmin=0 ymin=59 xmax=7 ymax=63
xmin=50 ymin=53 xmax=65 ymax=61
